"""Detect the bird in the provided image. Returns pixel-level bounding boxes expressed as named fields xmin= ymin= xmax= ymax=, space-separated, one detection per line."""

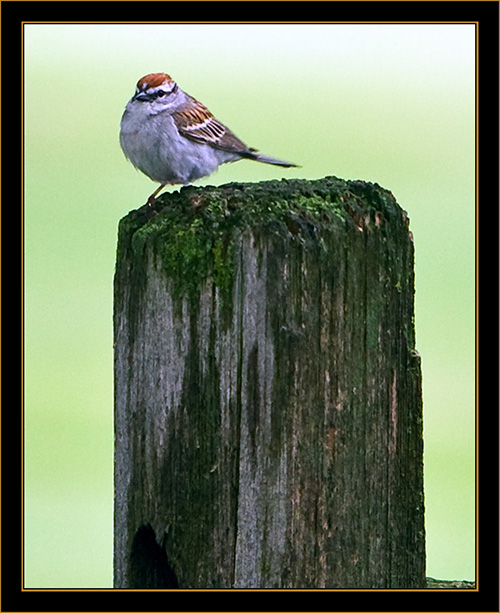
xmin=120 ymin=72 xmax=298 ymax=205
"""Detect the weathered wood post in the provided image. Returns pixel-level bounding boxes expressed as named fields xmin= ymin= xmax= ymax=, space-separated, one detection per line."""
xmin=114 ymin=177 xmax=425 ymax=589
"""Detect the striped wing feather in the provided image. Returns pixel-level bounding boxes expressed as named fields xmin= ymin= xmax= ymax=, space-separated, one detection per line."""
xmin=172 ymin=96 xmax=251 ymax=154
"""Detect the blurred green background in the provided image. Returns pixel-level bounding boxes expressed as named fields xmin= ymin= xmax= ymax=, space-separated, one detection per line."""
xmin=24 ymin=23 xmax=476 ymax=587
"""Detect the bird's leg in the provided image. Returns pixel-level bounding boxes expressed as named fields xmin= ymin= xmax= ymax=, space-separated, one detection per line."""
xmin=146 ymin=182 xmax=169 ymax=206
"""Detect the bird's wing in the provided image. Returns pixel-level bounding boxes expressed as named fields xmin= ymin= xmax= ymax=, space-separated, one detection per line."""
xmin=172 ymin=96 xmax=251 ymax=154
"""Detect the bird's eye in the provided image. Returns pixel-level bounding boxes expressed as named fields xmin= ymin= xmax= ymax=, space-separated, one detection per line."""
xmin=156 ymin=91 xmax=166 ymax=98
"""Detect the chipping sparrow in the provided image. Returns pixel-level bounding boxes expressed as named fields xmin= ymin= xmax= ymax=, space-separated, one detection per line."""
xmin=120 ymin=72 xmax=298 ymax=204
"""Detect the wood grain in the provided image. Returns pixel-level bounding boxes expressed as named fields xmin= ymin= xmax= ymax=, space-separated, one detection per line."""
xmin=114 ymin=177 xmax=425 ymax=588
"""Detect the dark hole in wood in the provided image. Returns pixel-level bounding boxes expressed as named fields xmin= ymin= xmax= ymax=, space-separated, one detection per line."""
xmin=129 ymin=523 xmax=179 ymax=589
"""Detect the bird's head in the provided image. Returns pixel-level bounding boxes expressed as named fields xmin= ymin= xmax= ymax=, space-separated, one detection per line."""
xmin=130 ymin=73 xmax=180 ymax=111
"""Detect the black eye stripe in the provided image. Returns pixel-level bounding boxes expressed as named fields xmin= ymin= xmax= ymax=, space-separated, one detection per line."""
xmin=154 ymin=83 xmax=178 ymax=98
xmin=135 ymin=83 xmax=177 ymax=102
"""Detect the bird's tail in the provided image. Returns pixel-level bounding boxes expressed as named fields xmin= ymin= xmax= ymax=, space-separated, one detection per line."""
xmin=245 ymin=148 xmax=299 ymax=168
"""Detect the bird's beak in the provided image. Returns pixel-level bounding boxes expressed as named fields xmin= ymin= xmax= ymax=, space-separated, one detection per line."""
xmin=134 ymin=92 xmax=154 ymax=102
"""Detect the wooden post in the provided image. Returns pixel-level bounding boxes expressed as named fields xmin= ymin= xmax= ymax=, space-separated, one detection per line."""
xmin=114 ymin=177 xmax=425 ymax=589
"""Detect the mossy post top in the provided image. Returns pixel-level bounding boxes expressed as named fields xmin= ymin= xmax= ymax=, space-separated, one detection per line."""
xmin=116 ymin=176 xmax=411 ymax=303
xmin=118 ymin=175 xmax=407 ymax=241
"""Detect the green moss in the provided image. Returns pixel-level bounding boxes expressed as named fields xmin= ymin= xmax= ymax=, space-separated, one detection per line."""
xmin=116 ymin=177 xmax=405 ymax=306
